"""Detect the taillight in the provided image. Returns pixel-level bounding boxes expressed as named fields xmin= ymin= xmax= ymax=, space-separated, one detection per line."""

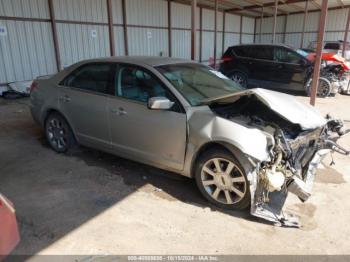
xmin=221 ymin=56 xmax=233 ymax=63
xmin=29 ymin=81 xmax=38 ymax=93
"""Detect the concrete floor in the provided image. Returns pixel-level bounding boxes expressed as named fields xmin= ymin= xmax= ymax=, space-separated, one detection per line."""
xmin=1 ymin=94 xmax=350 ymax=255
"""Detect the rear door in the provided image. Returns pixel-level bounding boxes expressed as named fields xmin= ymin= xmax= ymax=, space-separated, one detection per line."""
xmin=272 ymin=46 xmax=308 ymax=91
xmin=107 ymin=64 xmax=187 ymax=171
xmin=59 ymin=63 xmax=115 ymax=149
xmin=247 ymin=46 xmax=276 ymax=88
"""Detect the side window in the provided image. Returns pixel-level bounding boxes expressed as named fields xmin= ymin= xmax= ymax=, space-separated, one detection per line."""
xmin=251 ymin=47 xmax=273 ymax=60
xmin=233 ymin=46 xmax=251 ymax=58
xmin=116 ymin=65 xmax=183 ymax=113
xmin=274 ymin=48 xmax=301 ymax=64
xmin=62 ymin=63 xmax=114 ymax=95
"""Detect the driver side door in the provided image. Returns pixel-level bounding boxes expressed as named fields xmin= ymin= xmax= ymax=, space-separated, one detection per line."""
xmin=107 ymin=64 xmax=187 ymax=171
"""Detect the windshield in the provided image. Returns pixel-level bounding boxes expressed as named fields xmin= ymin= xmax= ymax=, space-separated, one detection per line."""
xmin=156 ymin=63 xmax=243 ymax=106
xmin=296 ymin=48 xmax=310 ymax=57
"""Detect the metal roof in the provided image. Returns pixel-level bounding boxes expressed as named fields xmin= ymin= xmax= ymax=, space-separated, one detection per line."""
xmin=173 ymin=0 xmax=350 ymax=18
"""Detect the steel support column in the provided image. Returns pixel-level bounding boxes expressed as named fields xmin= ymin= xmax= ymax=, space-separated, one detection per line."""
xmin=199 ymin=7 xmax=203 ymax=62
xmin=168 ymin=0 xmax=172 ymax=57
xmin=191 ymin=0 xmax=197 ymax=60
xmin=122 ymin=0 xmax=129 ymax=56
xmin=272 ymin=0 xmax=278 ymax=43
xmin=48 ymin=0 xmax=61 ymax=71
xmin=106 ymin=0 xmax=115 ymax=56
xmin=239 ymin=15 xmax=243 ymax=44
xmin=310 ymin=0 xmax=328 ymax=106
xmin=283 ymin=14 xmax=288 ymax=43
xmin=213 ymin=0 xmax=218 ymax=68
xmin=260 ymin=6 xmax=264 ymax=43
xmin=222 ymin=11 xmax=226 ymax=56
xmin=300 ymin=0 xmax=309 ymax=48
xmin=343 ymin=7 xmax=350 ymax=57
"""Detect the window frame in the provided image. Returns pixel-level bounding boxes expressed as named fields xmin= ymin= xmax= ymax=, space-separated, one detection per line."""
xmin=113 ymin=63 xmax=185 ymax=114
xmin=59 ymin=62 xmax=117 ymax=97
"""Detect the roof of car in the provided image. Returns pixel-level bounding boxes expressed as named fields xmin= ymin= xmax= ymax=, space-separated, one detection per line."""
xmin=77 ymin=56 xmax=194 ymax=67
xmin=230 ymin=43 xmax=292 ymax=48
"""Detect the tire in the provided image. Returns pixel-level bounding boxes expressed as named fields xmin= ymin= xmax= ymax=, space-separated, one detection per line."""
xmin=45 ymin=112 xmax=76 ymax=153
xmin=228 ymin=71 xmax=248 ymax=88
xmin=307 ymin=77 xmax=332 ymax=98
xmin=195 ymin=148 xmax=251 ymax=210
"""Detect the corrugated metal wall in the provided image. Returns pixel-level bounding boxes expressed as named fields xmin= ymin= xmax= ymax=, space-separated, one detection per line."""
xmin=0 ymin=0 xmax=256 ymax=84
xmin=54 ymin=0 xmax=110 ymax=68
xmin=0 ymin=0 xmax=56 ymax=83
xmin=255 ymin=8 xmax=350 ymax=49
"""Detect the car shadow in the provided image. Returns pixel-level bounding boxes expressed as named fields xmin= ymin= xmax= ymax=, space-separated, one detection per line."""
xmin=0 ymin=99 xmax=270 ymax=258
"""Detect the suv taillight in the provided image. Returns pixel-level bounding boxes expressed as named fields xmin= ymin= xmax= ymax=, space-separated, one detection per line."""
xmin=29 ymin=81 xmax=38 ymax=93
xmin=221 ymin=56 xmax=233 ymax=63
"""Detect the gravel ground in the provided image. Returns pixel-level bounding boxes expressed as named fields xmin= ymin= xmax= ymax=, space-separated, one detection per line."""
xmin=0 ymin=93 xmax=350 ymax=255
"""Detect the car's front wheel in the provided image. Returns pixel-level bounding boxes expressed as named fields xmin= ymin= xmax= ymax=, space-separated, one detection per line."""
xmin=45 ymin=112 xmax=76 ymax=153
xmin=195 ymin=149 xmax=250 ymax=210
xmin=228 ymin=71 xmax=248 ymax=88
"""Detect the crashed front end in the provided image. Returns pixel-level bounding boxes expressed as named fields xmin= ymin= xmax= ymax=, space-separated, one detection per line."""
xmin=208 ymin=88 xmax=349 ymax=227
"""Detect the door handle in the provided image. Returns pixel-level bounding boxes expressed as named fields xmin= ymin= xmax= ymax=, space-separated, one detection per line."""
xmin=110 ymin=107 xmax=127 ymax=116
xmin=60 ymin=95 xmax=71 ymax=103
xmin=277 ymin=64 xmax=283 ymax=69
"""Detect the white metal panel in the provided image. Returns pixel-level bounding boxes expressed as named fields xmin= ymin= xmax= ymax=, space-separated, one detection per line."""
xmin=202 ymin=8 xmax=214 ymax=30
xmin=216 ymin=32 xmax=223 ymax=57
xmin=171 ymin=29 xmax=191 ymax=59
xmin=286 ymin=13 xmax=303 ymax=32
xmin=126 ymin=0 xmax=167 ymax=27
xmin=54 ymin=0 xmax=108 ymax=23
xmin=305 ymin=12 xmax=320 ymax=32
xmin=57 ymin=23 xmax=110 ymax=68
xmin=202 ymin=31 xmax=214 ymax=61
xmin=217 ymin=11 xmax=223 ymax=32
xmin=111 ymin=0 xmax=123 ymax=25
xmin=225 ymin=13 xmax=240 ymax=32
xmin=326 ymin=8 xmax=348 ymax=31
xmin=172 ymin=2 xmax=191 ymax=29
xmin=224 ymin=33 xmax=240 ymax=49
xmin=242 ymin=17 xmax=254 ymax=34
xmin=0 ymin=20 xmax=56 ymax=83
xmin=113 ymin=26 xmax=125 ymax=56
xmin=242 ymin=34 xmax=254 ymax=44
xmin=285 ymin=33 xmax=301 ymax=48
xmin=0 ymin=0 xmax=50 ymax=19
xmin=128 ymin=28 xmax=168 ymax=56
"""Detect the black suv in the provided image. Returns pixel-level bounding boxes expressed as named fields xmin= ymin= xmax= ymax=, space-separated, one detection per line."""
xmin=219 ymin=44 xmax=313 ymax=92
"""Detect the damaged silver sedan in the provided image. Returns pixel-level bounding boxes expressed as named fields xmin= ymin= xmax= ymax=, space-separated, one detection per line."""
xmin=30 ymin=57 xmax=349 ymax=226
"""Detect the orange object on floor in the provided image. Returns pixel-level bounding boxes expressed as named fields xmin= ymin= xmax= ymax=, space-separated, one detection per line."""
xmin=0 ymin=193 xmax=20 ymax=261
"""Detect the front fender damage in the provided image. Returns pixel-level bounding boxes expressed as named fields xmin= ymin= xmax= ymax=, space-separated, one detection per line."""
xmin=247 ymin=118 xmax=349 ymax=227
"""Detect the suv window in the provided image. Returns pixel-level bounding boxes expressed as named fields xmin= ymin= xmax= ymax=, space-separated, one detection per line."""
xmin=324 ymin=43 xmax=340 ymax=50
xmin=116 ymin=65 xmax=183 ymax=113
xmin=233 ymin=46 xmax=252 ymax=58
xmin=274 ymin=47 xmax=301 ymax=64
xmin=62 ymin=63 xmax=114 ymax=95
xmin=250 ymin=46 xmax=273 ymax=60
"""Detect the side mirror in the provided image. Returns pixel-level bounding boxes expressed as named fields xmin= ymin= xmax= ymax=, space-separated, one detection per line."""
xmin=148 ymin=97 xmax=174 ymax=110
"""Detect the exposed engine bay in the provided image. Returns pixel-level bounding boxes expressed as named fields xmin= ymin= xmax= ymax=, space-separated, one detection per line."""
xmin=210 ymin=94 xmax=349 ymax=227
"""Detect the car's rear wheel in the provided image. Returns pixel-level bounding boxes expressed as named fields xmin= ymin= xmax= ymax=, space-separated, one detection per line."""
xmin=228 ymin=71 xmax=248 ymax=88
xmin=45 ymin=113 xmax=76 ymax=153
xmin=195 ymin=149 xmax=250 ymax=210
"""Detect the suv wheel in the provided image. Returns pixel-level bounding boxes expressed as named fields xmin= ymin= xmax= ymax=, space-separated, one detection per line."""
xmin=307 ymin=77 xmax=331 ymax=98
xmin=228 ymin=71 xmax=248 ymax=88
xmin=45 ymin=113 xmax=76 ymax=153
xmin=195 ymin=149 xmax=250 ymax=210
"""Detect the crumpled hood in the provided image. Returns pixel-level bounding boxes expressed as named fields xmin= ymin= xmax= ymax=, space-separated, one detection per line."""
xmin=204 ymin=88 xmax=327 ymax=130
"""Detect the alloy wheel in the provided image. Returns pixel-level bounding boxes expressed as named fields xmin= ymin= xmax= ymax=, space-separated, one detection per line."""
xmin=200 ymin=157 xmax=247 ymax=205
xmin=46 ymin=118 xmax=68 ymax=151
